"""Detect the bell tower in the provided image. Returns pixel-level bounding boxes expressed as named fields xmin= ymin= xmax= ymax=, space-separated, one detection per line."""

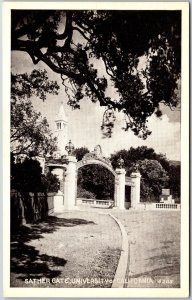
xmin=54 ymin=101 xmax=68 ymax=156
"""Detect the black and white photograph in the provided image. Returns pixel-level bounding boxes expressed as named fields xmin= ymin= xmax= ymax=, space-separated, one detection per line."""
xmin=3 ymin=2 xmax=189 ymax=298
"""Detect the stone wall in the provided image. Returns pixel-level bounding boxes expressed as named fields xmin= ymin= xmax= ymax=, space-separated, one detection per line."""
xmin=11 ymin=190 xmax=54 ymax=229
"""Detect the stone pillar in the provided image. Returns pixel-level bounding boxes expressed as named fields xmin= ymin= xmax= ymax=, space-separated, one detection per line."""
xmin=64 ymin=155 xmax=77 ymax=210
xmin=115 ymin=168 xmax=126 ymax=209
xmin=130 ymin=172 xmax=141 ymax=209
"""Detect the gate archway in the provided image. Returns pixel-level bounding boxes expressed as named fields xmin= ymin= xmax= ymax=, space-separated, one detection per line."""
xmin=63 ymin=145 xmax=141 ymax=210
xmin=76 ymin=155 xmax=118 ymax=206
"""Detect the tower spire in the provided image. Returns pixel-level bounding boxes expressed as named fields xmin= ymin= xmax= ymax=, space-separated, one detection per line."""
xmin=54 ymin=101 xmax=68 ymax=156
xmin=55 ymin=101 xmax=67 ymax=124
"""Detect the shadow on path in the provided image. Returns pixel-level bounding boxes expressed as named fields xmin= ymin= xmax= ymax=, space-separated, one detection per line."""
xmin=11 ymin=216 xmax=96 ymax=284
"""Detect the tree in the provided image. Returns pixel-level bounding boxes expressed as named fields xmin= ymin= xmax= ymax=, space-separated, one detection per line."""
xmin=135 ymin=159 xmax=169 ymax=202
xmin=11 ymin=156 xmax=60 ymax=193
xmin=110 ymin=146 xmax=174 ymax=202
xmin=168 ymin=163 xmax=180 ymax=199
xmin=41 ymin=172 xmax=60 ymax=193
xmin=11 ymin=157 xmax=44 ymax=192
xmin=77 ymin=165 xmax=114 ymax=200
xmin=11 ymin=156 xmax=60 ymax=225
xmin=73 ymin=147 xmax=89 ymax=161
xmin=11 ymin=69 xmax=59 ymax=102
xmin=74 ymin=148 xmax=114 ymax=199
xmin=11 ymin=10 xmax=181 ymax=138
xmin=111 ymin=146 xmax=170 ymax=174
xmin=11 ymin=69 xmax=59 ymax=156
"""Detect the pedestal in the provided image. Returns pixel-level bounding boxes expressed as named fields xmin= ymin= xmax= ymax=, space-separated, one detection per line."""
xmin=53 ymin=191 xmax=64 ymax=213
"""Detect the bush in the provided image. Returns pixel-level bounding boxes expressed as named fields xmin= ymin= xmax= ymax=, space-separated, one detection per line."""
xmin=77 ymin=187 xmax=96 ymax=199
xmin=11 ymin=156 xmax=60 ymax=193
xmin=41 ymin=172 xmax=60 ymax=193
xmin=137 ymin=159 xmax=169 ymax=202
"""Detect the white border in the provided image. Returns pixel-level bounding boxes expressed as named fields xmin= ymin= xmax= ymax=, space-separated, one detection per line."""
xmin=3 ymin=2 xmax=189 ymax=298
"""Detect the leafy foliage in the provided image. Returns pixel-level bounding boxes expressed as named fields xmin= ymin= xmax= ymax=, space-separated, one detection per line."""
xmin=111 ymin=146 xmax=169 ymax=173
xmin=11 ymin=70 xmax=59 ymax=156
xmin=11 ymin=156 xmax=60 ymax=193
xmin=11 ymin=69 xmax=59 ymax=102
xmin=73 ymin=147 xmax=90 ymax=161
xmin=41 ymin=172 xmax=60 ymax=193
xmin=135 ymin=159 xmax=169 ymax=202
xmin=77 ymin=187 xmax=96 ymax=199
xmin=11 ymin=157 xmax=43 ymax=192
xmin=168 ymin=163 xmax=180 ymax=199
xmin=110 ymin=146 xmax=179 ymax=202
xmin=12 ymin=10 xmax=181 ymax=138
xmin=77 ymin=165 xmax=114 ymax=200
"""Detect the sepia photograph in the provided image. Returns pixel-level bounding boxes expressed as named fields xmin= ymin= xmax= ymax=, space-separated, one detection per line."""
xmin=3 ymin=2 xmax=189 ymax=298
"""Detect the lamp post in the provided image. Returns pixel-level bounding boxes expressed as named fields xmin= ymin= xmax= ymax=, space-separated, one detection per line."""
xmin=130 ymin=163 xmax=141 ymax=209
xmin=133 ymin=162 xmax=140 ymax=173
xmin=117 ymin=156 xmax=124 ymax=169
xmin=115 ymin=156 xmax=126 ymax=209
xmin=65 ymin=140 xmax=74 ymax=156
xmin=64 ymin=140 xmax=77 ymax=210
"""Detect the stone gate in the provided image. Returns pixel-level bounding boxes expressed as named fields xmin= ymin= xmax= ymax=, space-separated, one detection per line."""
xmin=62 ymin=145 xmax=141 ymax=210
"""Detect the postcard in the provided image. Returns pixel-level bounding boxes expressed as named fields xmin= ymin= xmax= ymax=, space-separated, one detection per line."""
xmin=3 ymin=1 xmax=189 ymax=298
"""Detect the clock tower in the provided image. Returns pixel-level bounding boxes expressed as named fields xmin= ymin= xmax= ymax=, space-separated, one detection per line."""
xmin=54 ymin=101 xmax=68 ymax=157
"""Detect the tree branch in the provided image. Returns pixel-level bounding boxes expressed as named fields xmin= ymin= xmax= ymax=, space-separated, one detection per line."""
xmin=72 ymin=26 xmax=91 ymax=42
xmin=12 ymin=140 xmax=35 ymax=155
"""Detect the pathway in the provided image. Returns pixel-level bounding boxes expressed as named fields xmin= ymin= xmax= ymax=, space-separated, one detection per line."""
xmin=10 ymin=211 xmax=121 ymax=288
xmin=111 ymin=210 xmax=180 ymax=288
xmin=10 ymin=208 xmax=180 ymax=288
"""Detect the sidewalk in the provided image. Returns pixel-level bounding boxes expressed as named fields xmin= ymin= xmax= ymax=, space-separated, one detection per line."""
xmin=10 ymin=211 xmax=121 ymax=288
xmin=111 ymin=210 xmax=180 ymax=288
xmin=10 ymin=208 xmax=180 ymax=288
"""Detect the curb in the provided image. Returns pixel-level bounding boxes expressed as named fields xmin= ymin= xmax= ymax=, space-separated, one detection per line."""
xmin=109 ymin=213 xmax=129 ymax=288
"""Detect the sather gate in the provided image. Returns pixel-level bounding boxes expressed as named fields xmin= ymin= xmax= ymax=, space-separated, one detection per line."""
xmin=63 ymin=145 xmax=141 ymax=210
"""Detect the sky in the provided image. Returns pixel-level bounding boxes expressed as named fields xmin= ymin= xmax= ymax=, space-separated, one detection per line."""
xmin=11 ymin=50 xmax=181 ymax=161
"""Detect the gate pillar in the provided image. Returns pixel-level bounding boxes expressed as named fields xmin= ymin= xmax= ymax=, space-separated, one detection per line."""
xmin=115 ymin=168 xmax=126 ymax=209
xmin=64 ymin=155 xmax=77 ymax=210
xmin=130 ymin=172 xmax=141 ymax=209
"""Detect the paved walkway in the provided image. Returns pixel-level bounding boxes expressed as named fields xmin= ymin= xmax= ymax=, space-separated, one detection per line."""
xmin=11 ymin=211 xmax=121 ymax=288
xmin=111 ymin=210 xmax=180 ymax=288
xmin=11 ymin=208 xmax=180 ymax=288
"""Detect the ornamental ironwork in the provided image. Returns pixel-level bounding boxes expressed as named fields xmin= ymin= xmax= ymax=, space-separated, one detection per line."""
xmin=65 ymin=140 xmax=75 ymax=155
xmin=82 ymin=145 xmax=112 ymax=167
xmin=117 ymin=156 xmax=124 ymax=168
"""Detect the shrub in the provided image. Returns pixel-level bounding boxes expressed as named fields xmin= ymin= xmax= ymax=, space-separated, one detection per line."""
xmin=77 ymin=187 xmax=96 ymax=199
